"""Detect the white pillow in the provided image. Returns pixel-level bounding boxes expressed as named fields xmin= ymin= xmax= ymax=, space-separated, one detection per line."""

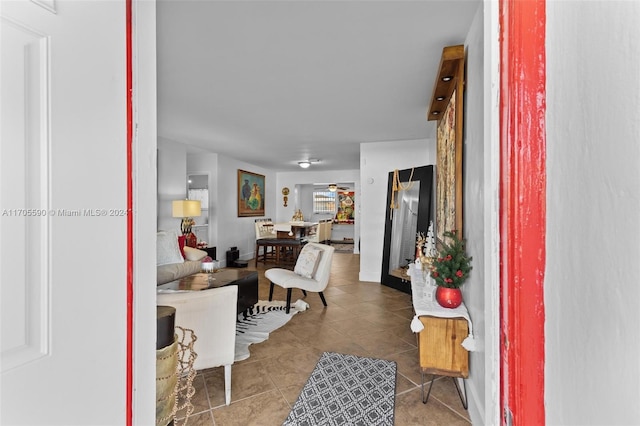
xmin=157 ymin=231 xmax=184 ymax=266
xmin=183 ymin=246 xmax=208 ymax=262
xmin=294 ymin=246 xmax=323 ymax=279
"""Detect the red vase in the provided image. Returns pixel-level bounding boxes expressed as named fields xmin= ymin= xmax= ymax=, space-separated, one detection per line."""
xmin=185 ymin=232 xmax=197 ymax=248
xmin=436 ymin=286 xmax=462 ymax=309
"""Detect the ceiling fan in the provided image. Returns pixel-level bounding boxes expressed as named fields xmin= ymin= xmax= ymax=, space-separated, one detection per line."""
xmin=326 ymin=183 xmax=349 ymax=192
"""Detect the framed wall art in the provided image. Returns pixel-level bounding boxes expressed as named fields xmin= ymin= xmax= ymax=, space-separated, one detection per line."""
xmin=335 ymin=191 xmax=355 ymax=224
xmin=427 ymin=45 xmax=465 ymax=245
xmin=237 ymin=169 xmax=265 ymax=217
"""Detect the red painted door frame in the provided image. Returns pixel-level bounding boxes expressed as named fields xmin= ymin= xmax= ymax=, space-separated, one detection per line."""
xmin=126 ymin=0 xmax=134 ymax=425
xmin=499 ymin=0 xmax=546 ymax=424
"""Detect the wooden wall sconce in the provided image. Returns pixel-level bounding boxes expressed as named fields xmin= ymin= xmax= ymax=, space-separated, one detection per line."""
xmin=428 ymin=44 xmax=465 ymax=244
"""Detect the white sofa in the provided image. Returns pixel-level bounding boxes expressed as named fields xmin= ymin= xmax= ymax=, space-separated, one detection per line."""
xmin=157 ymin=260 xmax=202 ymax=285
xmin=157 ymin=230 xmax=207 ymax=285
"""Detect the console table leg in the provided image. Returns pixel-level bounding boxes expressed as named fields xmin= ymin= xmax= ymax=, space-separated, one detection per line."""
xmin=421 ymin=372 xmax=436 ymax=404
xmin=453 ymin=377 xmax=468 ymax=409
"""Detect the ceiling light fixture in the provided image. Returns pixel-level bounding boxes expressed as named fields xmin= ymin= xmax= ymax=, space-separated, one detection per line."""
xmin=298 ymin=159 xmax=320 ymax=169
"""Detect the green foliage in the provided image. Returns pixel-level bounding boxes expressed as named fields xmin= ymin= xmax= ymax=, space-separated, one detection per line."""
xmin=429 ymin=230 xmax=473 ymax=288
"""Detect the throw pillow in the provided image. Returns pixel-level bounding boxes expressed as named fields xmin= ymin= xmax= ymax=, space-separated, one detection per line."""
xmin=183 ymin=246 xmax=208 ymax=261
xmin=157 ymin=231 xmax=184 ymax=266
xmin=177 ymin=235 xmax=186 ymax=258
xmin=294 ymin=246 xmax=323 ymax=279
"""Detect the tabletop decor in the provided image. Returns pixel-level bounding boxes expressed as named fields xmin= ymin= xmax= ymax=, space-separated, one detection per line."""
xmin=429 ymin=230 xmax=472 ymax=308
xmin=415 ymin=221 xmax=438 ymax=270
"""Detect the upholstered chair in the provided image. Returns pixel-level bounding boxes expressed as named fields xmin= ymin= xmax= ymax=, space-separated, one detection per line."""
xmin=265 ymin=243 xmax=335 ymax=313
xmin=157 ymin=285 xmax=238 ymax=405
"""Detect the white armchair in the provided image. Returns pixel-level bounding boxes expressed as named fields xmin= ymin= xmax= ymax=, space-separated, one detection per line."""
xmin=265 ymin=243 xmax=335 ymax=313
xmin=157 ymin=285 xmax=238 ymax=405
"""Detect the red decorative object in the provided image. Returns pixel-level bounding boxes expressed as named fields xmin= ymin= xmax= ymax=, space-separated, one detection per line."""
xmin=436 ymin=286 xmax=463 ymax=309
xmin=177 ymin=235 xmax=187 ymax=258
xmin=185 ymin=232 xmax=197 ymax=248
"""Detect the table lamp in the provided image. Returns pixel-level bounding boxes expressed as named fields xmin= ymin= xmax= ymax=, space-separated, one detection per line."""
xmin=172 ymin=199 xmax=201 ymax=235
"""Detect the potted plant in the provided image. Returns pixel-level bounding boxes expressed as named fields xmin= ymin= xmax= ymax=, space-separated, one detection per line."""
xmin=429 ymin=230 xmax=472 ymax=308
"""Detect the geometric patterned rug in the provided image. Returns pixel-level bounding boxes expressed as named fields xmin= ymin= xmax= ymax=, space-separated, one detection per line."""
xmin=283 ymin=352 xmax=396 ymax=426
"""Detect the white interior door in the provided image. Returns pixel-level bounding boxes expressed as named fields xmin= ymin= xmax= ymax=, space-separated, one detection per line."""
xmin=1 ymin=2 xmax=131 ymax=424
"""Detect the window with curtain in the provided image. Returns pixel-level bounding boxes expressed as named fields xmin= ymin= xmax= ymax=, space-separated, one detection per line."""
xmin=313 ymin=190 xmax=336 ymax=214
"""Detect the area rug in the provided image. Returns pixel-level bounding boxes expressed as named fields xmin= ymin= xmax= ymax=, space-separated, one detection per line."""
xmin=234 ymin=299 xmax=308 ymax=362
xmin=331 ymin=243 xmax=354 ymax=253
xmin=284 ymin=352 xmax=397 ymax=426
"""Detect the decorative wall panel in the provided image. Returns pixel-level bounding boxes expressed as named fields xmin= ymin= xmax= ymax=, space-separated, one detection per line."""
xmin=1 ymin=17 xmax=51 ymax=372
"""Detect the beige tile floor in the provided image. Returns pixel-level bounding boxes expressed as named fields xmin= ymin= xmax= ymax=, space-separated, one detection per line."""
xmin=177 ymin=252 xmax=471 ymax=425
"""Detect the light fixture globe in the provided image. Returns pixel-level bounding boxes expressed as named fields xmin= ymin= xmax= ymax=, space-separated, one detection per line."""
xmin=298 ymin=161 xmax=311 ymax=169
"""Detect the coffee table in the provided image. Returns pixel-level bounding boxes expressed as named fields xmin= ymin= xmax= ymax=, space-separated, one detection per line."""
xmin=157 ymin=269 xmax=258 ymax=315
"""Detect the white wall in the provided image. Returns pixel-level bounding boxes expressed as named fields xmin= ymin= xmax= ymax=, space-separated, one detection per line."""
xmin=133 ymin=1 xmax=159 ymax=423
xmin=157 ymin=138 xmax=188 ymax=232
xmin=546 ymin=2 xmax=640 ymax=424
xmin=215 ymin=155 xmax=276 ymax=265
xmin=461 ymin=3 xmax=494 ymax=424
xmin=359 ymin=139 xmax=435 ymax=282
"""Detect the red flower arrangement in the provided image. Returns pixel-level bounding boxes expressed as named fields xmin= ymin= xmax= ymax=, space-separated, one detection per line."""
xmin=429 ymin=230 xmax=473 ymax=288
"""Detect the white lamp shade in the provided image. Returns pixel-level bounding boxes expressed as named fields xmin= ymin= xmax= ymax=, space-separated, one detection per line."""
xmin=172 ymin=200 xmax=201 ymax=218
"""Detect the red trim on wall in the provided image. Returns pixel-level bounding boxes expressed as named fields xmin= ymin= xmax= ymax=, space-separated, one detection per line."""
xmin=499 ymin=0 xmax=546 ymax=424
xmin=125 ymin=0 xmax=134 ymax=424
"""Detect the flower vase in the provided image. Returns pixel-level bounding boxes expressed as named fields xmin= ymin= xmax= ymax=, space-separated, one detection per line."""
xmin=435 ymin=286 xmax=462 ymax=309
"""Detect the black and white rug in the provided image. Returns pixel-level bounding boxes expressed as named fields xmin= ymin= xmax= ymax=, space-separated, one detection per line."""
xmin=235 ymin=299 xmax=308 ymax=362
xmin=284 ymin=352 xmax=397 ymax=426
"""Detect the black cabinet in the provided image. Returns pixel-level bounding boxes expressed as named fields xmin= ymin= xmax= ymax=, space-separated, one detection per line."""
xmin=201 ymin=246 xmax=216 ymax=260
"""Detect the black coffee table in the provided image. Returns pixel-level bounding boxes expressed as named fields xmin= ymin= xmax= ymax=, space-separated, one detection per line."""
xmin=157 ymin=269 xmax=258 ymax=315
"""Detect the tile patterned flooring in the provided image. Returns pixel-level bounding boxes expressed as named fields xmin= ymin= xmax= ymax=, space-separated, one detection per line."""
xmin=176 ymin=253 xmax=471 ymax=425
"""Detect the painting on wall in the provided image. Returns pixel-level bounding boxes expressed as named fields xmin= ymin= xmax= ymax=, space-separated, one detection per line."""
xmin=334 ymin=192 xmax=355 ymax=224
xmin=436 ymin=91 xmax=460 ymax=244
xmin=237 ymin=169 xmax=265 ymax=217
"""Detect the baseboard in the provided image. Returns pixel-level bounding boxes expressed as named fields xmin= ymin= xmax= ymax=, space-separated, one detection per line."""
xmin=466 ymin=375 xmax=485 ymax=425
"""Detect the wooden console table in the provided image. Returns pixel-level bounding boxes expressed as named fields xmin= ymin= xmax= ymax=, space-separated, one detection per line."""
xmin=416 ymin=315 xmax=469 ymax=407
xmin=409 ymin=264 xmax=471 ymax=407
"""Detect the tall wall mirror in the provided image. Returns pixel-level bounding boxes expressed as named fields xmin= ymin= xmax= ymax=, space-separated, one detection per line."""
xmin=381 ymin=165 xmax=433 ymax=294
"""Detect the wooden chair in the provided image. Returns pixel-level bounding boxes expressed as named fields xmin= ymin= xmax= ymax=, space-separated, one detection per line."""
xmin=254 ymin=218 xmax=277 ymax=266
